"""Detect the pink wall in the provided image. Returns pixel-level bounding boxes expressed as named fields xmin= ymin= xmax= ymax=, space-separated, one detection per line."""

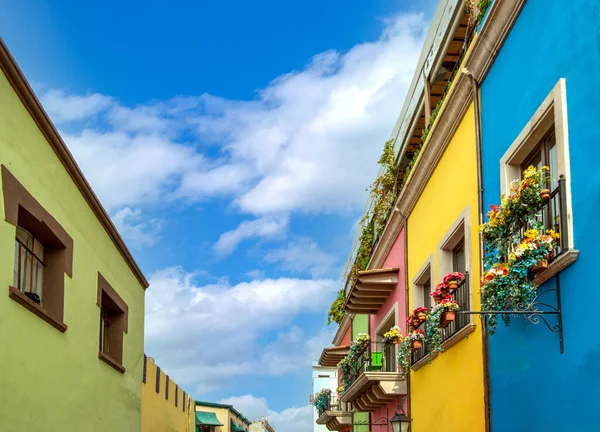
xmin=369 ymin=227 xmax=407 ymax=430
xmin=370 ymin=227 xmax=406 ymax=339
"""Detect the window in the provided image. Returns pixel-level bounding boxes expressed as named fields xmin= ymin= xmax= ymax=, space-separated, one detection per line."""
xmin=373 ymin=305 xmax=398 ymax=373
xmin=411 ymin=258 xmax=433 ymax=364
xmin=500 ymin=78 xmax=574 ymax=254
xmin=97 ymin=273 xmax=128 ymax=373
xmin=438 ymin=208 xmax=473 ymax=343
xmin=2 ymin=165 xmax=73 ymax=333
xmin=441 ymin=239 xmax=470 ymax=340
xmin=13 ymin=227 xmax=44 ymax=304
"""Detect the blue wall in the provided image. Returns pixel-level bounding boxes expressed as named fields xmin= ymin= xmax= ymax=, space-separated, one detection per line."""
xmin=480 ymin=0 xmax=600 ymax=430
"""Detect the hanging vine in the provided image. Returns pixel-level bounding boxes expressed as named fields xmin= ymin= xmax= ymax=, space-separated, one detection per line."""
xmin=327 ymin=289 xmax=346 ymax=325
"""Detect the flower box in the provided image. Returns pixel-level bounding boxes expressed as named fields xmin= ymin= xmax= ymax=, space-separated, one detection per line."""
xmin=440 ymin=310 xmax=456 ymax=328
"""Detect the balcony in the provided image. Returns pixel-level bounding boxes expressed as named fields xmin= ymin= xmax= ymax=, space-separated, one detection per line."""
xmin=344 ymin=268 xmax=399 ymax=315
xmin=340 ymin=341 xmax=407 ymax=411
xmin=315 ymin=393 xmax=352 ymax=431
xmin=318 ymin=346 xmax=350 ymax=368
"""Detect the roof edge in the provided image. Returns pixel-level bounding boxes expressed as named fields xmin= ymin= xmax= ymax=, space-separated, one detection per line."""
xmin=0 ymin=37 xmax=148 ymax=289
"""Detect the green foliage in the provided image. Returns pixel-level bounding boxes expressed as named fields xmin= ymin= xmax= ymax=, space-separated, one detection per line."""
xmin=338 ymin=338 xmax=370 ymax=391
xmin=480 ymin=166 xmax=559 ymax=333
xmin=477 ymin=0 xmax=491 ymax=21
xmin=312 ymin=389 xmax=331 ymax=415
xmin=397 ymin=337 xmax=412 ymax=381
xmin=327 ymin=289 xmax=346 ymax=325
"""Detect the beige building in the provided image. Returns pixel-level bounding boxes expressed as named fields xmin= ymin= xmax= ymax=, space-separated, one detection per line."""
xmin=249 ymin=418 xmax=275 ymax=432
xmin=195 ymin=401 xmax=251 ymax=432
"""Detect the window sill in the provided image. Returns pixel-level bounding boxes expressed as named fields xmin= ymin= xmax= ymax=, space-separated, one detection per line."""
xmin=98 ymin=351 xmax=126 ymax=374
xmin=535 ymin=249 xmax=579 ymax=285
xmin=8 ymin=286 xmax=67 ymax=333
xmin=411 ymin=323 xmax=476 ymax=371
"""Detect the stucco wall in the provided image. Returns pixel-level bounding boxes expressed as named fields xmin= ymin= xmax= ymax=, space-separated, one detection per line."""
xmin=0 ymin=67 xmax=145 ymax=429
xmin=350 ymin=315 xmax=369 ymax=432
xmin=407 ymin=103 xmax=485 ymax=432
xmin=369 ymin=228 xmax=407 ymax=430
xmin=480 ymin=0 xmax=600 ymax=429
xmin=141 ymin=358 xmax=196 ymax=432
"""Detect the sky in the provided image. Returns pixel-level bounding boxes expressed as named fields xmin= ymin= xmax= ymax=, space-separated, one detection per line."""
xmin=0 ymin=1 xmax=435 ymax=430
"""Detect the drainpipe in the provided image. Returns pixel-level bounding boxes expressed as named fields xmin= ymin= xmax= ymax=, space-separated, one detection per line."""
xmin=463 ymin=68 xmax=491 ymax=432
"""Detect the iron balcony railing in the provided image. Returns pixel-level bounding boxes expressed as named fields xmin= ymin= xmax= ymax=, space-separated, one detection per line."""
xmin=517 ymin=176 xmax=569 ymax=261
xmin=14 ymin=238 xmax=45 ymax=304
xmin=412 ymin=274 xmax=470 ymax=364
xmin=316 ymin=392 xmax=343 ymax=417
xmin=346 ymin=341 xmax=398 ymax=390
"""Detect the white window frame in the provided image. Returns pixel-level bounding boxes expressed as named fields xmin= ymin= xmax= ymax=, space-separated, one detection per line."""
xmin=411 ymin=255 xmax=434 ymax=310
xmin=499 ymin=78 xmax=574 ymax=249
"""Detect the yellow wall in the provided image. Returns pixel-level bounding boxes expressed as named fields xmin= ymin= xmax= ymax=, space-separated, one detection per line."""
xmin=407 ymin=103 xmax=486 ymax=432
xmin=142 ymin=357 xmax=196 ymax=432
xmin=0 ymin=64 xmax=146 ymax=428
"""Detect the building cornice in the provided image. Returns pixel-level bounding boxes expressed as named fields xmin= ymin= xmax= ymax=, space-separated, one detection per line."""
xmin=368 ymin=0 xmax=526 ymax=270
xmin=0 ymin=37 xmax=148 ymax=289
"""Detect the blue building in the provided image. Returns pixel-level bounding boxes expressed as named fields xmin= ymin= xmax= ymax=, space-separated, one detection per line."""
xmin=480 ymin=0 xmax=599 ymax=430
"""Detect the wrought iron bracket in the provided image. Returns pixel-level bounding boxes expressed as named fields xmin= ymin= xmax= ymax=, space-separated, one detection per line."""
xmin=459 ymin=273 xmax=564 ymax=353
xmin=352 ymin=416 xmax=389 ymax=427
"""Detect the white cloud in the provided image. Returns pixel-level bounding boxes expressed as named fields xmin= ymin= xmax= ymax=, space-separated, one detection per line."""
xmin=111 ymin=207 xmax=162 ymax=247
xmin=38 ymin=13 xmax=426 ymax=223
xmin=144 ymin=267 xmax=337 ymax=393
xmin=264 ymin=237 xmax=337 ymax=278
xmin=214 ymin=215 xmax=289 ymax=256
xmin=40 ymin=89 xmax=113 ymax=122
xmin=218 ymin=395 xmax=313 ymax=432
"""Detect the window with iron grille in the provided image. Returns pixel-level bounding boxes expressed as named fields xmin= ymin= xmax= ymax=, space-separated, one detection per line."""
xmin=500 ymin=78 xmax=574 ymax=261
xmin=3 ymin=165 xmax=74 ymax=332
xmin=440 ymin=239 xmax=469 ymax=342
xmin=97 ymin=273 xmax=128 ymax=373
xmin=13 ymin=227 xmax=45 ymax=304
xmin=411 ymin=265 xmax=432 ymax=364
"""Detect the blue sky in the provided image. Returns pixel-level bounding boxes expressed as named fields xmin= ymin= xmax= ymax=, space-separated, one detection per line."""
xmin=1 ymin=0 xmax=434 ymax=429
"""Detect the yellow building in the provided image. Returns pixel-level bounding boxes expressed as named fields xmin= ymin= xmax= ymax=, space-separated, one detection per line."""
xmin=329 ymin=0 xmax=510 ymax=430
xmin=195 ymin=401 xmax=252 ymax=432
xmin=141 ymin=356 xmax=196 ymax=432
xmin=0 ymin=37 xmax=148 ymax=430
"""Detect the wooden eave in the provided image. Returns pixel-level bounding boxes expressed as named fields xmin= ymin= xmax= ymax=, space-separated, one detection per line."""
xmin=339 ymin=372 xmax=407 ymax=411
xmin=319 ymin=346 xmax=350 ymax=367
xmin=368 ymin=0 xmax=527 ymax=271
xmin=343 ymin=268 xmax=399 ymax=315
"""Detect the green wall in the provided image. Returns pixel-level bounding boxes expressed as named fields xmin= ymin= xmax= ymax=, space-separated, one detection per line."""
xmin=351 ymin=315 xmax=369 ymax=432
xmin=0 ymin=68 xmax=146 ymax=430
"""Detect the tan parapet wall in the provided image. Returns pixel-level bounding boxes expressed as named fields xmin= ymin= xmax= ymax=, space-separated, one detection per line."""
xmin=141 ymin=356 xmax=196 ymax=432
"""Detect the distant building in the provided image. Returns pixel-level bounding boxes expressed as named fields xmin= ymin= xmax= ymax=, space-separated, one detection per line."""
xmin=195 ymin=400 xmax=252 ymax=432
xmin=141 ymin=356 xmax=196 ymax=431
xmin=249 ymin=417 xmax=275 ymax=432
xmin=311 ymin=365 xmax=337 ymax=432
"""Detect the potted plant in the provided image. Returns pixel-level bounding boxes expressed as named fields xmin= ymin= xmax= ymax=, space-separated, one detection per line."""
xmin=438 ymin=282 xmax=450 ymax=297
xmin=356 ymin=333 xmax=370 ymax=348
xmin=438 ymin=297 xmax=460 ymax=328
xmin=408 ymin=329 xmax=425 ymax=351
xmin=414 ymin=307 xmax=428 ymax=322
xmin=443 ymin=272 xmax=465 ymax=292
xmin=540 ymin=188 xmax=550 ymax=200
xmin=430 ymin=285 xmax=445 ymax=304
xmin=384 ymin=326 xmax=402 ymax=344
xmin=509 ymin=229 xmax=559 ymax=274
xmin=336 ymin=385 xmax=345 ymax=395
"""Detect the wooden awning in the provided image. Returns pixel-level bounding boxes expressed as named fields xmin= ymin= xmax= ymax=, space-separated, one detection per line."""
xmin=318 ymin=346 xmax=350 ymax=367
xmin=343 ymin=268 xmax=399 ymax=314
